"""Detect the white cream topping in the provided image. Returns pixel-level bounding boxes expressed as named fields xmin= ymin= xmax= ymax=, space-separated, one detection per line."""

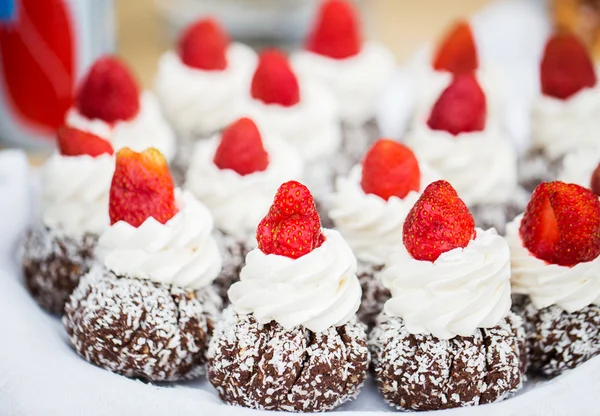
xmin=185 ymin=129 xmax=303 ymax=241
xmin=405 ymin=124 xmax=517 ymax=206
xmin=506 ymin=214 xmax=600 ymax=312
xmin=531 ymin=83 xmax=600 ymax=160
xmin=291 ymin=42 xmax=395 ymax=125
xmin=329 ymin=163 xmax=439 ymax=265
xmin=154 ymin=44 xmax=257 ymax=136
xmin=228 ymin=229 xmax=361 ymax=333
xmin=381 ymin=228 xmax=512 ymax=340
xmin=41 ymin=153 xmax=114 ymax=237
xmin=245 ymin=81 xmax=342 ymax=162
xmin=558 ymin=148 xmax=600 ymax=190
xmin=98 ymin=189 xmax=222 ymax=289
xmin=66 ymin=91 xmax=176 ymax=162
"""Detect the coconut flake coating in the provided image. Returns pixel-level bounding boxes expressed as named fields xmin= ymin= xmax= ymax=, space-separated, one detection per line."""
xmin=212 ymin=228 xmax=249 ymax=304
xmin=64 ymin=267 xmax=222 ymax=381
xmin=356 ymin=261 xmax=389 ymax=329
xmin=207 ymin=306 xmax=369 ymax=412
xmin=513 ymin=295 xmax=600 ymax=378
xmin=518 ymin=149 xmax=563 ymax=193
xmin=369 ymin=312 xmax=527 ymax=411
xmin=22 ymin=224 xmax=98 ymax=315
xmin=337 ymin=119 xmax=380 ymax=174
xmin=469 ymin=187 xmax=529 ymax=235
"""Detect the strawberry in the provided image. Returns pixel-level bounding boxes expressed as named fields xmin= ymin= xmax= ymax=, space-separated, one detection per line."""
xmin=178 ymin=18 xmax=229 ymax=70
xmin=427 ymin=73 xmax=486 ymax=135
xmin=360 ymin=139 xmax=421 ymax=200
xmin=432 ymin=20 xmax=478 ymax=74
xmin=257 ymin=181 xmax=324 ymax=259
xmin=403 ymin=180 xmax=475 ymax=262
xmin=520 ymin=181 xmax=600 ymax=266
xmin=591 ymin=162 xmax=600 ymax=197
xmin=213 ymin=118 xmax=269 ymax=175
xmin=541 ymin=33 xmax=596 ymax=100
xmin=57 ymin=126 xmax=114 ymax=157
xmin=251 ymin=49 xmax=300 ymax=107
xmin=305 ymin=0 xmax=361 ymax=59
xmin=109 ymin=148 xmax=177 ymax=227
xmin=76 ymin=56 xmax=140 ymax=123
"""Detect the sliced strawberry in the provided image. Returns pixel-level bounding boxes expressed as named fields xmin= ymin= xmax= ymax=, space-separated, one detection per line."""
xmin=520 ymin=181 xmax=600 ymax=266
xmin=177 ymin=18 xmax=229 ymax=70
xmin=76 ymin=56 xmax=140 ymax=123
xmin=251 ymin=49 xmax=300 ymax=107
xmin=257 ymin=181 xmax=324 ymax=259
xmin=305 ymin=0 xmax=361 ymax=59
xmin=427 ymin=73 xmax=486 ymax=135
xmin=213 ymin=117 xmax=269 ymax=175
xmin=360 ymin=139 xmax=421 ymax=200
xmin=57 ymin=126 xmax=114 ymax=157
xmin=109 ymin=148 xmax=177 ymax=227
xmin=541 ymin=33 xmax=596 ymax=100
xmin=403 ymin=180 xmax=475 ymax=262
xmin=591 ymin=163 xmax=600 ymax=197
xmin=432 ymin=20 xmax=478 ymax=74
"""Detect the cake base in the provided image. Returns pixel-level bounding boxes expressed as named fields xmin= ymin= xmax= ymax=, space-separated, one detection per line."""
xmin=470 ymin=187 xmax=530 ymax=235
xmin=356 ymin=261 xmax=389 ymax=329
xmin=212 ymin=229 xmax=250 ymax=304
xmin=207 ymin=306 xmax=369 ymax=412
xmin=369 ymin=312 xmax=527 ymax=411
xmin=518 ymin=149 xmax=563 ymax=193
xmin=338 ymin=118 xmax=380 ymax=174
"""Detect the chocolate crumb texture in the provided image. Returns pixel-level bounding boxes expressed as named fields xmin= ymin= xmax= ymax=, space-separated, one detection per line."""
xmin=207 ymin=306 xmax=370 ymax=412
xmin=212 ymin=228 xmax=249 ymax=304
xmin=22 ymin=223 xmax=99 ymax=315
xmin=369 ymin=312 xmax=527 ymax=411
xmin=64 ymin=266 xmax=222 ymax=382
xmin=518 ymin=149 xmax=563 ymax=193
xmin=470 ymin=186 xmax=530 ymax=235
xmin=356 ymin=261 xmax=389 ymax=329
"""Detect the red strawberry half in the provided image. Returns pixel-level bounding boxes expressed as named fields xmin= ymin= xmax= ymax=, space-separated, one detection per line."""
xmin=251 ymin=49 xmax=300 ymax=107
xmin=257 ymin=181 xmax=324 ymax=259
xmin=76 ymin=56 xmax=140 ymax=123
xmin=541 ymin=33 xmax=596 ymax=100
xmin=427 ymin=73 xmax=486 ymax=135
xmin=57 ymin=126 xmax=114 ymax=157
xmin=520 ymin=181 xmax=600 ymax=266
xmin=305 ymin=0 xmax=361 ymax=59
xmin=213 ymin=117 xmax=269 ymax=175
xmin=178 ymin=18 xmax=229 ymax=70
xmin=361 ymin=139 xmax=421 ymax=200
xmin=403 ymin=180 xmax=475 ymax=262
xmin=591 ymin=163 xmax=600 ymax=197
xmin=109 ymin=148 xmax=177 ymax=227
xmin=432 ymin=20 xmax=478 ymax=74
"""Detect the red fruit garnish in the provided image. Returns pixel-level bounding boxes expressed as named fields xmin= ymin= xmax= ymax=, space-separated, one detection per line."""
xmin=213 ymin=117 xmax=269 ymax=175
xmin=109 ymin=148 xmax=177 ymax=227
xmin=76 ymin=56 xmax=140 ymax=123
xmin=403 ymin=180 xmax=475 ymax=262
xmin=177 ymin=18 xmax=229 ymax=70
xmin=257 ymin=181 xmax=324 ymax=259
xmin=57 ymin=126 xmax=114 ymax=157
xmin=360 ymin=139 xmax=421 ymax=200
xmin=427 ymin=73 xmax=486 ymax=135
xmin=0 ymin=0 xmax=75 ymax=135
xmin=520 ymin=181 xmax=600 ymax=266
xmin=432 ymin=20 xmax=478 ymax=74
xmin=305 ymin=0 xmax=361 ymax=59
xmin=591 ymin=163 xmax=600 ymax=197
xmin=541 ymin=33 xmax=596 ymax=100
xmin=251 ymin=49 xmax=300 ymax=107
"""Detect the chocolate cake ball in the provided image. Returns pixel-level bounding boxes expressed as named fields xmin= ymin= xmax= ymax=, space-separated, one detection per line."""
xmin=356 ymin=262 xmax=389 ymax=329
xmin=470 ymin=188 xmax=530 ymax=235
xmin=369 ymin=312 xmax=527 ymax=411
xmin=513 ymin=295 xmax=600 ymax=378
xmin=22 ymin=224 xmax=98 ymax=315
xmin=212 ymin=229 xmax=250 ymax=304
xmin=64 ymin=266 xmax=222 ymax=382
xmin=518 ymin=150 xmax=563 ymax=193
xmin=338 ymin=119 xmax=380 ymax=174
xmin=207 ymin=307 xmax=369 ymax=412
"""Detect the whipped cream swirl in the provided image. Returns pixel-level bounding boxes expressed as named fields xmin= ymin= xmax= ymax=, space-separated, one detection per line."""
xmin=246 ymin=81 xmax=342 ymax=162
xmin=292 ymin=42 xmax=395 ymax=125
xmin=154 ymin=44 xmax=257 ymax=136
xmin=329 ymin=163 xmax=439 ymax=265
xmin=506 ymin=215 xmax=600 ymax=312
xmin=66 ymin=91 xmax=176 ymax=162
xmin=406 ymin=125 xmax=517 ymax=206
xmin=41 ymin=153 xmax=114 ymax=237
xmin=532 ymin=82 xmax=600 ymax=160
xmin=98 ymin=190 xmax=222 ymax=289
xmin=381 ymin=228 xmax=512 ymax=340
xmin=228 ymin=229 xmax=361 ymax=333
xmin=558 ymin=148 xmax=600 ymax=190
xmin=185 ymin=130 xmax=303 ymax=241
